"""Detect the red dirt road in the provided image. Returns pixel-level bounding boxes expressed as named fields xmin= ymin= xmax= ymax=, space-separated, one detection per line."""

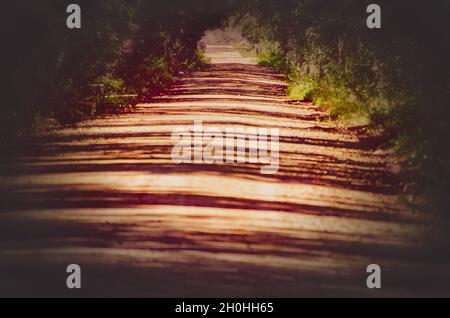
xmin=0 ymin=46 xmax=447 ymax=297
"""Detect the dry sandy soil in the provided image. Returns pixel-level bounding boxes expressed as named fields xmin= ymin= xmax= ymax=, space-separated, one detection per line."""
xmin=0 ymin=45 xmax=449 ymax=297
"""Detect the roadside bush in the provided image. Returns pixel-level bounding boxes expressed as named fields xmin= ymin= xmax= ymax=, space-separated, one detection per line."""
xmin=230 ymin=0 xmax=450 ymax=219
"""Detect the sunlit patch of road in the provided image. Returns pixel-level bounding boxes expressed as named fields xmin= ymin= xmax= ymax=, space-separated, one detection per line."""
xmin=0 ymin=45 xmax=439 ymax=297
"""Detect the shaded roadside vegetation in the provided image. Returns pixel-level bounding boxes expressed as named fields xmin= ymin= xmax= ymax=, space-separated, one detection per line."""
xmin=229 ymin=0 xmax=450 ymax=225
xmin=3 ymin=0 xmax=226 ymax=139
xmin=3 ymin=1 xmax=450 ymax=226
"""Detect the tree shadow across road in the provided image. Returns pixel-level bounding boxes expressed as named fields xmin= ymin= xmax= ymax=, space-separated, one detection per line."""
xmin=1 ymin=56 xmax=447 ymax=297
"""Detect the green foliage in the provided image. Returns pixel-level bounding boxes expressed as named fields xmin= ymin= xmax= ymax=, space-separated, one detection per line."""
xmin=123 ymin=57 xmax=174 ymax=97
xmin=230 ymin=0 xmax=450 ymax=217
xmin=3 ymin=0 xmax=137 ymax=131
xmin=257 ymin=44 xmax=288 ymax=72
xmin=287 ymin=80 xmax=317 ymax=102
xmin=91 ymin=76 xmax=136 ymax=115
xmin=189 ymin=50 xmax=211 ymax=70
xmin=3 ymin=0 xmax=237 ymax=139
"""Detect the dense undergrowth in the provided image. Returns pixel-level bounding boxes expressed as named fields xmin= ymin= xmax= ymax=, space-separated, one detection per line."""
xmin=3 ymin=0 xmax=223 ymax=142
xmin=230 ymin=0 xmax=450 ymax=221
